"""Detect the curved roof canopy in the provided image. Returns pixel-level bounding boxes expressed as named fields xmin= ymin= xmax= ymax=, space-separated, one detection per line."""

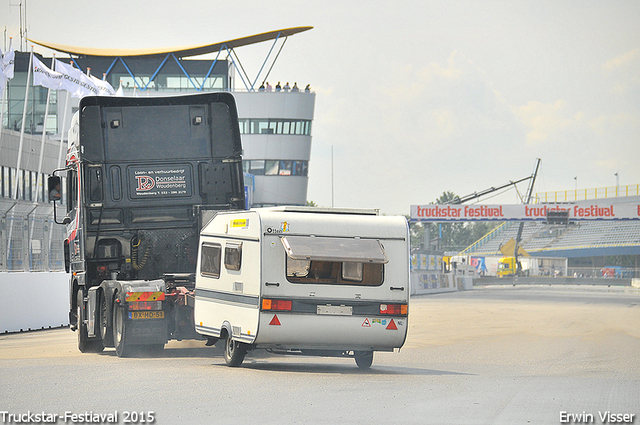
xmin=28 ymin=26 xmax=313 ymax=58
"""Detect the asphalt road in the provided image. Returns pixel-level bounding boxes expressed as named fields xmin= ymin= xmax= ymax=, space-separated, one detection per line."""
xmin=1 ymin=284 xmax=639 ymax=425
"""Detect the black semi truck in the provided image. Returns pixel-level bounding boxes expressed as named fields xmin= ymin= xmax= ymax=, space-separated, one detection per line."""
xmin=49 ymin=92 xmax=245 ymax=356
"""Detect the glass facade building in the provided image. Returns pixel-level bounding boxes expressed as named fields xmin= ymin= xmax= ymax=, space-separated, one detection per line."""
xmin=0 ymin=28 xmax=315 ymax=271
xmin=1 ymin=49 xmax=315 ymax=208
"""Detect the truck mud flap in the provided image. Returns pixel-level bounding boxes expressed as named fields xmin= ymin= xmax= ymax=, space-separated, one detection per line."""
xmin=123 ymin=318 xmax=168 ymax=345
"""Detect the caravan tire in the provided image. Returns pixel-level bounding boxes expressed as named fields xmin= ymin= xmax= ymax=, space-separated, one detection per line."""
xmin=224 ymin=334 xmax=247 ymax=367
xmin=354 ymin=351 xmax=374 ymax=369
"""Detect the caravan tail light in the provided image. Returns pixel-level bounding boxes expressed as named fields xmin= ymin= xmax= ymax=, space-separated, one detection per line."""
xmin=380 ymin=304 xmax=408 ymax=316
xmin=262 ymin=299 xmax=292 ymax=311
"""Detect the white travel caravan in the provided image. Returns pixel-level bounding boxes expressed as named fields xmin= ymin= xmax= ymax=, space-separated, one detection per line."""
xmin=194 ymin=207 xmax=410 ymax=368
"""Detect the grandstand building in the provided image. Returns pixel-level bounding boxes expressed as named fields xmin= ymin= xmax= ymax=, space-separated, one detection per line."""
xmin=459 ymin=191 xmax=640 ymax=278
xmin=0 ymin=27 xmax=315 ymax=271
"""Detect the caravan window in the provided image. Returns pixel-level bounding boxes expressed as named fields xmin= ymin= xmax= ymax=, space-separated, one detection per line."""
xmin=281 ymin=236 xmax=388 ymax=263
xmin=286 ymin=258 xmax=383 ymax=286
xmin=342 ymin=262 xmax=364 ymax=281
xmin=200 ymin=243 xmax=222 ymax=278
xmin=224 ymin=243 xmax=242 ymax=271
xmin=281 ymin=236 xmax=386 ymax=286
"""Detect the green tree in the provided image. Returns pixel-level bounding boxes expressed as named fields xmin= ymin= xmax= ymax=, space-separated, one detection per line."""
xmin=436 ymin=191 xmax=460 ymax=204
xmin=435 ymin=191 xmax=465 ymax=252
xmin=408 ymin=219 xmax=431 ymax=251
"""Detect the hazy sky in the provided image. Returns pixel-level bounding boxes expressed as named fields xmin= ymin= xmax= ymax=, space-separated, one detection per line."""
xmin=2 ymin=0 xmax=639 ymax=215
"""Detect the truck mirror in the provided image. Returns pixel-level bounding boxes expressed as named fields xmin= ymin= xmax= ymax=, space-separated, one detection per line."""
xmin=48 ymin=176 xmax=62 ymax=202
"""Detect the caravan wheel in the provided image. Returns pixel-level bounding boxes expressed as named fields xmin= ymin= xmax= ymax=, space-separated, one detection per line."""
xmin=224 ymin=334 xmax=247 ymax=367
xmin=354 ymin=351 xmax=374 ymax=369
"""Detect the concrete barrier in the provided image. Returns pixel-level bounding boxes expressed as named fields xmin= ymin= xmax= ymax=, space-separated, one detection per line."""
xmin=411 ymin=272 xmax=473 ymax=295
xmin=456 ymin=276 xmax=474 ymax=291
xmin=474 ymin=276 xmax=634 ymax=287
xmin=2 ymin=269 xmax=472 ymax=331
xmin=0 ymin=272 xmax=69 ymax=333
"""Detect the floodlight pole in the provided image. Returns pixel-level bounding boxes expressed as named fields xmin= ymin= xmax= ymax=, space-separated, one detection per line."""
xmin=514 ymin=158 xmax=541 ymax=275
xmin=331 ymin=145 xmax=334 ymax=207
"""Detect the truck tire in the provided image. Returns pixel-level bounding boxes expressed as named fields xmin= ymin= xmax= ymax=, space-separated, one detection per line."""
xmin=113 ymin=305 xmax=130 ymax=358
xmin=99 ymin=293 xmax=114 ymax=348
xmin=77 ymin=290 xmax=104 ymax=353
xmin=144 ymin=344 xmax=165 ymax=356
xmin=224 ymin=333 xmax=247 ymax=367
xmin=354 ymin=351 xmax=374 ymax=369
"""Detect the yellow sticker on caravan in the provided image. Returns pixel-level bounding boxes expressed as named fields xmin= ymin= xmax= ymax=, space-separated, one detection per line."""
xmin=230 ymin=219 xmax=249 ymax=229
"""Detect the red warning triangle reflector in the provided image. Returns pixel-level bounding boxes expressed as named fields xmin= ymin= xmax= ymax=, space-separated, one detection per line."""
xmin=269 ymin=314 xmax=281 ymax=326
xmin=386 ymin=319 xmax=397 ymax=330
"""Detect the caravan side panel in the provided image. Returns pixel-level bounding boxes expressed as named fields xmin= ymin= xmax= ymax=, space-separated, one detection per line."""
xmin=194 ymin=211 xmax=261 ymax=343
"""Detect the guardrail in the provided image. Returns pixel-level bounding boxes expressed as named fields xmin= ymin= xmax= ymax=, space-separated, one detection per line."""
xmin=535 ymin=184 xmax=640 ymax=203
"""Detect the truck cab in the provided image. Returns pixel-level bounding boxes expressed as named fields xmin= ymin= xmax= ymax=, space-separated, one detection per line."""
xmin=497 ymin=256 xmax=531 ymax=277
xmin=497 ymin=257 xmax=516 ymax=277
xmin=50 ymin=93 xmax=245 ymax=355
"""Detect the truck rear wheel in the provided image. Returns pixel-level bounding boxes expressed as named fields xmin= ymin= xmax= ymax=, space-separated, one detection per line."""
xmin=224 ymin=333 xmax=247 ymax=367
xmin=354 ymin=351 xmax=374 ymax=369
xmin=99 ymin=293 xmax=114 ymax=347
xmin=77 ymin=290 xmax=104 ymax=353
xmin=144 ymin=344 xmax=165 ymax=356
xmin=113 ymin=305 xmax=130 ymax=357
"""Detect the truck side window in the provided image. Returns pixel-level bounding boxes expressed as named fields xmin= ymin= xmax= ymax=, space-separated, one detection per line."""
xmin=88 ymin=167 xmax=103 ymax=202
xmin=200 ymin=243 xmax=221 ymax=278
xmin=67 ymin=169 xmax=77 ymax=213
xmin=224 ymin=243 xmax=242 ymax=271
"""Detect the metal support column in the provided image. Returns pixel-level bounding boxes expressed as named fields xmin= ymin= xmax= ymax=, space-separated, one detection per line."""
xmin=0 ymin=214 xmax=6 ymax=272
xmin=43 ymin=218 xmax=50 ymax=272
xmin=22 ymin=216 xmax=30 ymax=271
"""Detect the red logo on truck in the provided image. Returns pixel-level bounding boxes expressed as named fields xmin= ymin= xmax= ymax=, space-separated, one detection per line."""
xmin=135 ymin=176 xmax=155 ymax=191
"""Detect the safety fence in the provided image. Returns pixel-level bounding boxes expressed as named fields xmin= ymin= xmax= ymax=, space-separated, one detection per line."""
xmin=1 ymin=212 xmax=66 ymax=272
xmin=567 ymin=266 xmax=640 ymax=279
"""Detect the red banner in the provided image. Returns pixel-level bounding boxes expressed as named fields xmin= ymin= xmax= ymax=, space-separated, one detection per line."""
xmin=410 ymin=203 xmax=640 ymax=222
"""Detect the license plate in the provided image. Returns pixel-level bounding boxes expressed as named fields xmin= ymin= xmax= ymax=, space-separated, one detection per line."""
xmin=317 ymin=305 xmax=353 ymax=316
xmin=129 ymin=311 xmax=164 ymax=320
